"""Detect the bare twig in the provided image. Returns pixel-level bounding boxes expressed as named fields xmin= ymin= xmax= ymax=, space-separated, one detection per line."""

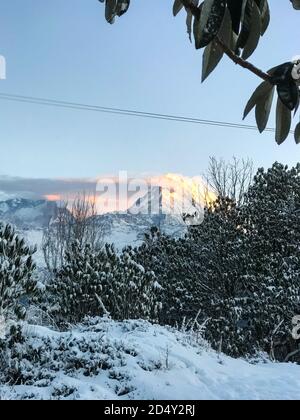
xmin=270 ymin=319 xmax=284 ymax=361
xmin=95 ymin=293 xmax=111 ymax=317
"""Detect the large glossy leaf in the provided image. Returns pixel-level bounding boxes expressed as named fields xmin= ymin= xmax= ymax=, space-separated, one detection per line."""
xmin=99 ymin=0 xmax=130 ymax=24
xmin=193 ymin=17 xmax=201 ymax=49
xmin=242 ymin=1 xmax=261 ymax=59
xmin=193 ymin=3 xmax=205 ymax=48
xmin=243 ymin=80 xmax=273 ymax=119
xmin=186 ymin=8 xmax=193 ymax=41
xmin=227 ymin=0 xmax=243 ymax=34
xmin=104 ymin=0 xmax=117 ymax=23
xmin=294 ymin=93 xmax=300 ymax=116
xmin=202 ymin=42 xmax=223 ymax=82
xmin=275 ymin=97 xmax=292 ymax=145
xmin=270 ymin=62 xmax=294 ymax=90
xmin=236 ymin=0 xmax=253 ymax=51
xmin=291 ymin=0 xmax=300 ymax=10
xmin=255 ymin=86 xmax=274 ymax=132
xmin=115 ymin=0 xmax=130 ymax=17
xmin=173 ymin=0 xmax=184 ymax=16
xmin=277 ymin=82 xmax=299 ymax=111
xmin=294 ymin=122 xmax=300 ymax=144
xmin=259 ymin=0 xmax=270 ymax=35
xmin=198 ymin=0 xmax=226 ymax=48
xmin=201 ymin=8 xmax=232 ymax=82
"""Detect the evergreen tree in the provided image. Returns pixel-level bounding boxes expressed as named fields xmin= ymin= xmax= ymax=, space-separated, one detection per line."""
xmin=48 ymin=242 xmax=112 ymax=323
xmin=134 ymin=170 xmax=300 ymax=359
xmin=240 ymin=163 xmax=300 ymax=358
xmin=191 ymin=164 xmax=300 ymax=357
xmin=134 ymin=227 xmax=204 ymax=326
xmin=0 ymin=223 xmax=37 ymax=321
xmin=187 ymin=198 xmax=252 ymax=356
xmin=109 ymin=246 xmax=162 ymax=321
xmin=46 ymin=162 xmax=300 ymax=359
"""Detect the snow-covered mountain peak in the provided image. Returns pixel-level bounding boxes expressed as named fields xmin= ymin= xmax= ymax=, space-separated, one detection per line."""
xmin=129 ymin=173 xmax=215 ymax=222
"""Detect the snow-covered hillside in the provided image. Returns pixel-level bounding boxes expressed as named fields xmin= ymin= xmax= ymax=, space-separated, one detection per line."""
xmin=0 ymin=198 xmax=57 ymax=230
xmin=1 ymin=319 xmax=300 ymax=400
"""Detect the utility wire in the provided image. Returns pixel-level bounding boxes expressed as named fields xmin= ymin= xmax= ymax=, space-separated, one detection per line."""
xmin=0 ymin=92 xmax=293 ymax=134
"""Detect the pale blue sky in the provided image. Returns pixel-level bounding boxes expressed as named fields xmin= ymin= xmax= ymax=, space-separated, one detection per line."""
xmin=0 ymin=0 xmax=299 ymax=180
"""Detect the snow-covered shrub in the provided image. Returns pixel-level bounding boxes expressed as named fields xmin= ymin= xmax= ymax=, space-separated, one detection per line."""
xmin=47 ymin=242 xmax=161 ymax=324
xmin=132 ymin=164 xmax=300 ymax=359
xmin=0 ymin=324 xmax=26 ymax=384
xmin=188 ymin=164 xmax=300 ymax=358
xmin=0 ymin=317 xmax=211 ymax=400
xmin=0 ymin=319 xmax=134 ymax=387
xmin=110 ymin=246 xmax=162 ymax=321
xmin=0 ymin=223 xmax=37 ymax=321
xmin=133 ymin=227 xmax=204 ymax=326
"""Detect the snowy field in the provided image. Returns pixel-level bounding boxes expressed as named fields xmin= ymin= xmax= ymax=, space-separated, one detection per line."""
xmin=1 ymin=319 xmax=300 ymax=400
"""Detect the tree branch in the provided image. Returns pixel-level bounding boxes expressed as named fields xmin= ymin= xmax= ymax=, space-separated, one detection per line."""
xmin=215 ymin=36 xmax=272 ymax=82
xmin=180 ymin=0 xmax=272 ymax=83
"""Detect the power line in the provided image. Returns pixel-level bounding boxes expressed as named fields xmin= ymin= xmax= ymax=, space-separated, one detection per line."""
xmin=0 ymin=92 xmax=293 ymax=134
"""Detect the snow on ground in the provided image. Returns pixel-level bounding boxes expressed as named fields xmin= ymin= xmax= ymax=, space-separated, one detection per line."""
xmin=1 ymin=318 xmax=300 ymax=400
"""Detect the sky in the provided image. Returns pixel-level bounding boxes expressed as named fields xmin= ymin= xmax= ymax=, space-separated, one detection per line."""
xmin=0 ymin=0 xmax=300 ymax=189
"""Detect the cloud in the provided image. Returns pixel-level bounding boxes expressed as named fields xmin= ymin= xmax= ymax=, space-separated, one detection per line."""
xmin=0 ymin=173 xmax=213 ymax=216
xmin=0 ymin=175 xmax=97 ymax=201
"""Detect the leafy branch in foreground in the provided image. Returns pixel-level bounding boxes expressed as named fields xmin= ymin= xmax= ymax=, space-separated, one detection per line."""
xmin=98 ymin=0 xmax=300 ymax=145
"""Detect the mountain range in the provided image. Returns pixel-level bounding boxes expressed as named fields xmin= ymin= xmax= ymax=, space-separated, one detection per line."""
xmin=0 ymin=177 xmax=206 ymax=264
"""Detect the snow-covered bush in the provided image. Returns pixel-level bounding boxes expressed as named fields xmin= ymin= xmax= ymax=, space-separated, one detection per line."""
xmin=133 ymin=227 xmax=204 ymax=326
xmin=190 ymin=165 xmax=300 ymax=358
xmin=47 ymin=242 xmax=161 ymax=324
xmin=0 ymin=223 xmax=37 ymax=321
xmin=109 ymin=246 xmax=162 ymax=321
xmin=133 ymin=164 xmax=300 ymax=359
xmin=0 ymin=318 xmax=137 ymax=389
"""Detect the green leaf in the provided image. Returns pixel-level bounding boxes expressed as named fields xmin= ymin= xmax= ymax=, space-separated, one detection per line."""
xmin=218 ymin=6 xmax=232 ymax=46
xmin=276 ymin=97 xmax=292 ymax=145
xmin=294 ymin=94 xmax=300 ymax=116
xmin=236 ymin=0 xmax=253 ymax=51
xmin=105 ymin=0 xmax=117 ymax=24
xmin=186 ymin=8 xmax=193 ymax=42
xmin=201 ymin=8 xmax=232 ymax=82
xmin=202 ymin=41 xmax=223 ymax=82
xmin=230 ymin=30 xmax=238 ymax=51
xmin=101 ymin=0 xmax=130 ymax=23
xmin=193 ymin=14 xmax=202 ymax=49
xmin=255 ymin=86 xmax=274 ymax=133
xmin=198 ymin=0 xmax=226 ymax=48
xmin=295 ymin=122 xmax=300 ymax=144
xmin=199 ymin=0 xmax=215 ymax=34
xmin=243 ymin=81 xmax=273 ymax=119
xmin=242 ymin=2 xmax=261 ymax=60
xmin=173 ymin=0 xmax=183 ymax=16
xmin=259 ymin=0 xmax=270 ymax=35
xmin=115 ymin=0 xmax=130 ymax=17
xmin=291 ymin=0 xmax=300 ymax=10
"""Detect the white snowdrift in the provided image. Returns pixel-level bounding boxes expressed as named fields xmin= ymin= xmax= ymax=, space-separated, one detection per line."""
xmin=1 ymin=319 xmax=300 ymax=400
